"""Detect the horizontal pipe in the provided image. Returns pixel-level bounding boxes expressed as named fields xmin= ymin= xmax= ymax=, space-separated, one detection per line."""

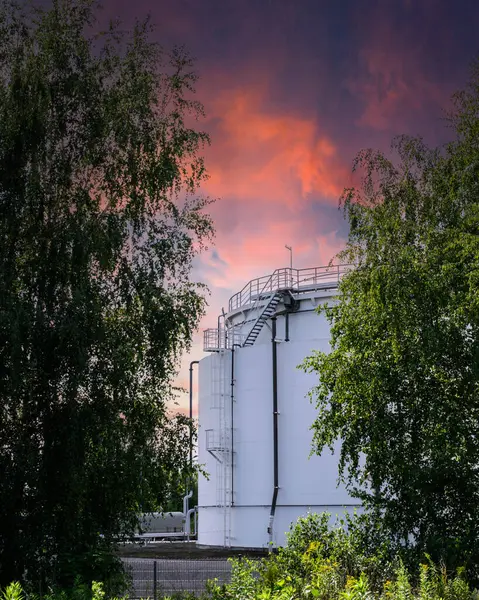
xmin=197 ymin=503 xmax=362 ymax=509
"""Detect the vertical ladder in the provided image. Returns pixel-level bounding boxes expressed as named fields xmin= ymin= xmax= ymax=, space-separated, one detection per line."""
xmin=209 ymin=349 xmax=232 ymax=547
xmin=210 ymin=351 xmax=225 ymax=409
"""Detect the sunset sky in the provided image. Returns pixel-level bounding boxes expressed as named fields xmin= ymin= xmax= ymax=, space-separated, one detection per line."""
xmin=108 ymin=0 xmax=479 ymax=414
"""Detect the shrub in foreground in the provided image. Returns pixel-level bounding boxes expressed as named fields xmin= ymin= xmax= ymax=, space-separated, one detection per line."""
xmin=206 ymin=514 xmax=478 ymax=600
xmin=3 ymin=513 xmax=477 ymax=600
xmin=208 ymin=552 xmax=474 ymax=600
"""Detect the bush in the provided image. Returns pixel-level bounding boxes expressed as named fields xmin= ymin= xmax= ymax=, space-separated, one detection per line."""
xmin=0 ymin=579 xmax=127 ymax=600
xmin=277 ymin=512 xmax=395 ymax=591
xmin=205 ymin=513 xmax=478 ymax=600
xmin=3 ymin=513 xmax=477 ymax=600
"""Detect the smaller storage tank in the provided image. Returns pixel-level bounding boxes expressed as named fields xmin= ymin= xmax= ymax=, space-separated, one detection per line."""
xmin=137 ymin=512 xmax=186 ymax=540
xmin=197 ymin=266 xmax=361 ymax=549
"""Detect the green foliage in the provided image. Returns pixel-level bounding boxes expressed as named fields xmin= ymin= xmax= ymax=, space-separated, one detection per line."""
xmin=302 ymin=63 xmax=479 ymax=576
xmin=278 ymin=512 xmax=394 ymax=590
xmin=208 ymin=558 xmax=262 ymax=600
xmin=1 ymin=580 xmax=121 ymax=600
xmin=1 ymin=583 xmax=24 ymax=600
xmin=2 ymin=519 xmax=478 ymax=600
xmin=341 ymin=572 xmax=374 ymax=600
xmin=202 ymin=514 xmax=478 ymax=600
xmin=0 ymin=0 xmax=213 ymax=590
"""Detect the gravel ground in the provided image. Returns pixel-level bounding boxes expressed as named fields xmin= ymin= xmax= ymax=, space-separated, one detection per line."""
xmin=116 ymin=540 xmax=268 ymax=560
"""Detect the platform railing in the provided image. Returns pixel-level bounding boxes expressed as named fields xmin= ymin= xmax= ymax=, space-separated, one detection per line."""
xmin=203 ymin=327 xmax=226 ymax=352
xmin=228 ymin=264 xmax=350 ymax=312
xmin=203 ymin=325 xmax=247 ymax=352
xmin=205 ymin=429 xmax=220 ymax=450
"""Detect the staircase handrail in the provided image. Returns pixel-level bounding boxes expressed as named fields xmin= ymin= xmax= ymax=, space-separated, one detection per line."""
xmin=238 ymin=268 xmax=282 ymax=323
xmin=229 ymin=267 xmax=291 ymax=312
xmin=242 ymin=291 xmax=281 ymax=347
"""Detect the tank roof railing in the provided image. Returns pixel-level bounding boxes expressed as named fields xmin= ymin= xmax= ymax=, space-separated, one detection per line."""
xmin=228 ymin=264 xmax=350 ymax=313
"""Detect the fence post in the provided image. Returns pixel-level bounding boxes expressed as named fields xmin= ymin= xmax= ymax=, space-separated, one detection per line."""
xmin=153 ymin=560 xmax=157 ymax=600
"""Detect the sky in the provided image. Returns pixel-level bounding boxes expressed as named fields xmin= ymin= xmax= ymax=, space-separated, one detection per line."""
xmin=104 ymin=0 xmax=479 ymax=414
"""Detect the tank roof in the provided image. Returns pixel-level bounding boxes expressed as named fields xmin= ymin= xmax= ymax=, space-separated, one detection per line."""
xmin=203 ymin=265 xmax=349 ymax=352
xmin=228 ymin=265 xmax=349 ymax=313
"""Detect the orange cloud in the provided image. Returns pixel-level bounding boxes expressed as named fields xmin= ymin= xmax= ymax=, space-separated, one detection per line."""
xmin=172 ymin=69 xmax=352 ymax=413
xmin=202 ymin=82 xmax=348 ymax=205
xmin=207 ymin=220 xmax=344 ymax=291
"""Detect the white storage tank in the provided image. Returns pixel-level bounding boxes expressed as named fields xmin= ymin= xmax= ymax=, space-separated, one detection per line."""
xmin=197 ymin=266 xmax=361 ymax=549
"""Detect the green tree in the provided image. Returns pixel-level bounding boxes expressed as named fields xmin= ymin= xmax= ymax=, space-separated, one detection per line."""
xmin=0 ymin=0 xmax=213 ymax=588
xmin=303 ymin=68 xmax=479 ymax=575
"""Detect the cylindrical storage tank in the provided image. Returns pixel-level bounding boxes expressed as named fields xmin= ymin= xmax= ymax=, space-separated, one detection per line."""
xmin=197 ymin=266 xmax=361 ymax=549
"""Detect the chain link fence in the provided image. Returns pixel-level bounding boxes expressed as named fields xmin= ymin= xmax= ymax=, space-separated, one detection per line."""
xmin=122 ymin=558 xmax=232 ymax=598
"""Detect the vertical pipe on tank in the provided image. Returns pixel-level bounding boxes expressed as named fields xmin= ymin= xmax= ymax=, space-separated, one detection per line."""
xmin=267 ymin=316 xmax=279 ymax=546
xmin=231 ymin=344 xmax=242 ymax=507
xmin=189 ymin=361 xmax=199 ymax=468
xmin=218 ymin=312 xmax=226 ymax=348
xmin=187 ymin=361 xmax=199 ymax=523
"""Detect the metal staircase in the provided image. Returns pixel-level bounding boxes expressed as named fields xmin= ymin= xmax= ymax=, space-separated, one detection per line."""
xmin=243 ymin=292 xmax=282 ymax=347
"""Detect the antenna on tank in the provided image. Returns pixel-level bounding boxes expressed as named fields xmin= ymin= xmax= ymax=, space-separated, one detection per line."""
xmin=285 ymin=245 xmax=293 ymax=270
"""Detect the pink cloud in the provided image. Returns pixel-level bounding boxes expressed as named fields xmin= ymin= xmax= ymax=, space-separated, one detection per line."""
xmin=172 ymin=66 xmax=355 ymax=414
xmin=202 ymin=82 xmax=348 ymax=205
xmin=183 ymin=68 xmax=352 ymax=296
xmin=347 ymin=2 xmax=457 ymax=135
xmin=349 ymin=47 xmax=446 ymax=132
